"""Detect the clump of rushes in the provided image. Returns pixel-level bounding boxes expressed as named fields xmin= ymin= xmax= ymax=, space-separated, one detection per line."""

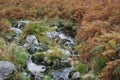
xmin=93 ymin=56 xmax=107 ymax=74
xmin=74 ymin=62 xmax=88 ymax=74
xmin=20 ymin=20 xmax=54 ymax=44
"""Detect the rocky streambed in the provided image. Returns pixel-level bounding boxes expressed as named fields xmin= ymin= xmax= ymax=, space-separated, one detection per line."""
xmin=0 ymin=20 xmax=81 ymax=80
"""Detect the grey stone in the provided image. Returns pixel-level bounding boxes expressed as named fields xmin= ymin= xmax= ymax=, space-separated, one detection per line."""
xmin=26 ymin=35 xmax=39 ymax=45
xmin=11 ymin=27 xmax=22 ymax=36
xmin=52 ymin=67 xmax=73 ymax=80
xmin=17 ymin=20 xmax=30 ymax=29
xmin=72 ymin=72 xmax=81 ymax=79
xmin=46 ymin=31 xmax=60 ymax=44
xmin=0 ymin=61 xmax=15 ymax=80
xmin=24 ymin=35 xmax=49 ymax=54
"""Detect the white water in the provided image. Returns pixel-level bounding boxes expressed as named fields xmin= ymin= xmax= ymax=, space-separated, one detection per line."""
xmin=59 ymin=33 xmax=74 ymax=44
xmin=27 ymin=55 xmax=46 ymax=74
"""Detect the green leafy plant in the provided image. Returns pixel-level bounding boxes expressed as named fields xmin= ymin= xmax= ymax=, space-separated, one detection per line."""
xmin=93 ymin=56 xmax=107 ymax=74
xmin=12 ymin=47 xmax=29 ymax=67
xmin=43 ymin=75 xmax=53 ymax=80
xmin=74 ymin=62 xmax=88 ymax=74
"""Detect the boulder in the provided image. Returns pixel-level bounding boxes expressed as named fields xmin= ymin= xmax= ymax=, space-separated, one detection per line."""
xmin=46 ymin=31 xmax=60 ymax=44
xmin=11 ymin=27 xmax=22 ymax=36
xmin=17 ymin=20 xmax=30 ymax=29
xmin=52 ymin=67 xmax=73 ymax=80
xmin=72 ymin=72 xmax=81 ymax=80
xmin=0 ymin=61 xmax=15 ymax=80
xmin=25 ymin=35 xmax=39 ymax=46
xmin=24 ymin=35 xmax=48 ymax=54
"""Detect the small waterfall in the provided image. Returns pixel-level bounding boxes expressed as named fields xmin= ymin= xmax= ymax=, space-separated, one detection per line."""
xmin=28 ymin=55 xmax=33 ymax=63
xmin=27 ymin=55 xmax=46 ymax=80
xmin=59 ymin=33 xmax=74 ymax=44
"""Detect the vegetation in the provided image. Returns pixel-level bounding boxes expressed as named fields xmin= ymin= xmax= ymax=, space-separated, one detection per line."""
xmin=74 ymin=62 xmax=88 ymax=74
xmin=33 ymin=52 xmax=45 ymax=64
xmin=0 ymin=0 xmax=120 ymax=80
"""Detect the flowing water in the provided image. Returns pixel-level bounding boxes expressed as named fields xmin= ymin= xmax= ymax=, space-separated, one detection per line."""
xmin=13 ymin=20 xmax=77 ymax=80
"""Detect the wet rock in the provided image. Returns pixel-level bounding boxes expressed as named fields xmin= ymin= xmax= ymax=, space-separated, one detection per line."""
xmin=11 ymin=27 xmax=22 ymax=36
xmin=36 ymin=43 xmax=49 ymax=52
xmin=46 ymin=32 xmax=59 ymax=40
xmin=0 ymin=61 xmax=15 ymax=80
xmin=61 ymin=58 xmax=71 ymax=67
xmin=72 ymin=72 xmax=81 ymax=80
xmin=62 ymin=67 xmax=73 ymax=80
xmin=60 ymin=39 xmax=74 ymax=51
xmin=46 ymin=31 xmax=60 ymax=44
xmin=52 ymin=67 xmax=73 ymax=80
xmin=25 ymin=35 xmax=39 ymax=45
xmin=24 ymin=35 xmax=48 ymax=54
xmin=14 ymin=20 xmax=30 ymax=29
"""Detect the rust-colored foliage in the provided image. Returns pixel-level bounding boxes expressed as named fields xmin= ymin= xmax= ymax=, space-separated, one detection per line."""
xmin=0 ymin=19 xmax=11 ymax=32
xmin=0 ymin=7 xmax=35 ymax=20
xmin=0 ymin=0 xmax=120 ymax=79
xmin=0 ymin=0 xmax=119 ymax=23
xmin=97 ymin=59 xmax=120 ymax=80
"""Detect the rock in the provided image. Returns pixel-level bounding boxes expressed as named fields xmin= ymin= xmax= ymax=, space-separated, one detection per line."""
xmin=0 ymin=61 xmax=15 ymax=80
xmin=62 ymin=67 xmax=73 ymax=80
xmin=61 ymin=58 xmax=71 ymax=67
xmin=46 ymin=31 xmax=75 ymax=46
xmin=25 ymin=35 xmax=39 ymax=45
xmin=36 ymin=43 xmax=49 ymax=52
xmin=52 ymin=67 xmax=73 ymax=80
xmin=46 ymin=31 xmax=60 ymax=44
xmin=17 ymin=20 xmax=30 ymax=29
xmin=46 ymin=32 xmax=59 ymax=39
xmin=11 ymin=27 xmax=22 ymax=36
xmin=60 ymin=39 xmax=74 ymax=51
xmin=72 ymin=72 xmax=81 ymax=80
xmin=24 ymin=35 xmax=49 ymax=54
xmin=52 ymin=71 xmax=63 ymax=80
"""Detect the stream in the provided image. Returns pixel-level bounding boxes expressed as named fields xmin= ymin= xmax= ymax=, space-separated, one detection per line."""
xmin=11 ymin=20 xmax=80 ymax=80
